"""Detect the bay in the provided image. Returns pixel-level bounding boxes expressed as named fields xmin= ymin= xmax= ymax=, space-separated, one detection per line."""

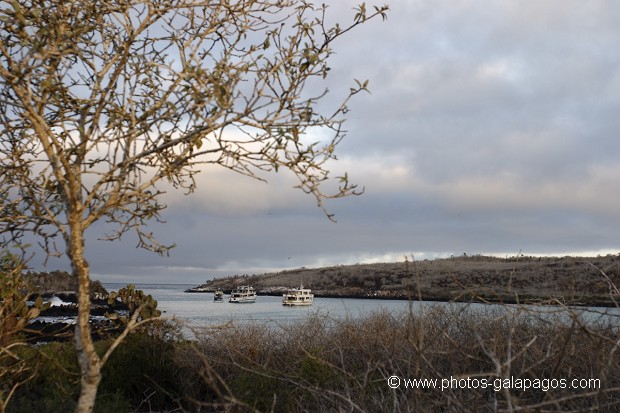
xmin=104 ymin=283 xmax=620 ymax=329
xmin=105 ymin=283 xmax=425 ymax=328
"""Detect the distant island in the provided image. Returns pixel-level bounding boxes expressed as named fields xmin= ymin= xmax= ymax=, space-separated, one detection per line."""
xmin=20 ymin=269 xmax=109 ymax=299
xmin=187 ymin=254 xmax=620 ymax=307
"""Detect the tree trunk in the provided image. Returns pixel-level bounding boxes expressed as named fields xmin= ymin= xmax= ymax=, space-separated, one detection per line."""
xmin=67 ymin=217 xmax=101 ymax=413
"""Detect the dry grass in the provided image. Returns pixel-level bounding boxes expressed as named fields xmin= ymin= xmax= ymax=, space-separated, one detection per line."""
xmin=176 ymin=302 xmax=620 ymax=412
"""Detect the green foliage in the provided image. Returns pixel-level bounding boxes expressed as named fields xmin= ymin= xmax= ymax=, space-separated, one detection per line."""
xmin=93 ymin=391 xmax=131 ymax=413
xmin=7 ymin=322 xmax=182 ymax=413
xmin=1 ymin=251 xmax=41 ymax=411
xmin=230 ymin=371 xmax=285 ymax=412
xmin=106 ymin=284 xmax=161 ymax=325
xmin=96 ymin=321 xmax=182 ymax=412
xmin=1 ymin=250 xmax=51 ymax=344
xmin=6 ymin=343 xmax=79 ymax=413
xmin=296 ymin=350 xmax=338 ymax=388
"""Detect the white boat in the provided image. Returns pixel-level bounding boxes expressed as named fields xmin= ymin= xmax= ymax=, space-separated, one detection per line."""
xmin=228 ymin=286 xmax=256 ymax=303
xmin=282 ymin=285 xmax=314 ymax=306
xmin=213 ymin=289 xmax=224 ymax=302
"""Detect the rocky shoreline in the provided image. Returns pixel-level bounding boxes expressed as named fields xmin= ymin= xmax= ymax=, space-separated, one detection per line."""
xmin=23 ymin=292 xmax=130 ymax=343
xmin=187 ymin=286 xmax=620 ymax=307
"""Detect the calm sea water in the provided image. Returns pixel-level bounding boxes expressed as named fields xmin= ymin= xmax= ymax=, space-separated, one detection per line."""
xmin=104 ymin=283 xmax=427 ymax=327
xmin=104 ymin=283 xmax=620 ymax=329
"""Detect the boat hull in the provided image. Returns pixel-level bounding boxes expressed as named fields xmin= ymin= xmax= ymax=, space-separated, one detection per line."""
xmin=229 ymin=297 xmax=256 ymax=303
xmin=282 ymin=300 xmax=313 ymax=306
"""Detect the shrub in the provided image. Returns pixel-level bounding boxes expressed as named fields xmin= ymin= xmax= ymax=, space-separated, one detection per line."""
xmin=183 ymin=306 xmax=620 ymax=412
xmin=5 ymin=301 xmax=620 ymax=412
xmin=7 ymin=320 xmax=183 ymax=413
xmin=97 ymin=320 xmax=183 ymax=412
xmin=7 ymin=342 xmax=79 ymax=413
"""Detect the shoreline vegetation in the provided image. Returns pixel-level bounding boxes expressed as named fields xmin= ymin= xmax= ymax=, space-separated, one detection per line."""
xmin=7 ymin=301 xmax=620 ymax=412
xmin=187 ymin=254 xmax=620 ymax=307
xmin=3 ymin=254 xmax=620 ymax=412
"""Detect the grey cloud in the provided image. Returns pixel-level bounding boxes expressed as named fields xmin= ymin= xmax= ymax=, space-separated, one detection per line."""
xmin=34 ymin=1 xmax=620 ymax=284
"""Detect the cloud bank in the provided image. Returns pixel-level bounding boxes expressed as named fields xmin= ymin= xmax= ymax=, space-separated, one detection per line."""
xmin=35 ymin=1 xmax=620 ymax=283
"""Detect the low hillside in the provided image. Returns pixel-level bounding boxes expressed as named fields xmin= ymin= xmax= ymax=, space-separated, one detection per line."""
xmin=191 ymin=254 xmax=620 ymax=306
xmin=21 ymin=270 xmax=108 ymax=299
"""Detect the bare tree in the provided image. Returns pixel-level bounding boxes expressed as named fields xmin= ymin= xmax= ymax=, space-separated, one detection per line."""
xmin=0 ymin=1 xmax=388 ymax=411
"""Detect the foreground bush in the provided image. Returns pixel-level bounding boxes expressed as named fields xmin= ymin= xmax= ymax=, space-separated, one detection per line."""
xmin=7 ymin=321 xmax=183 ymax=413
xmin=5 ymin=304 xmax=620 ymax=412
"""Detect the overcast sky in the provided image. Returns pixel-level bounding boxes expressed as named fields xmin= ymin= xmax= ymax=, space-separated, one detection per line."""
xmin=40 ymin=1 xmax=620 ymax=284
